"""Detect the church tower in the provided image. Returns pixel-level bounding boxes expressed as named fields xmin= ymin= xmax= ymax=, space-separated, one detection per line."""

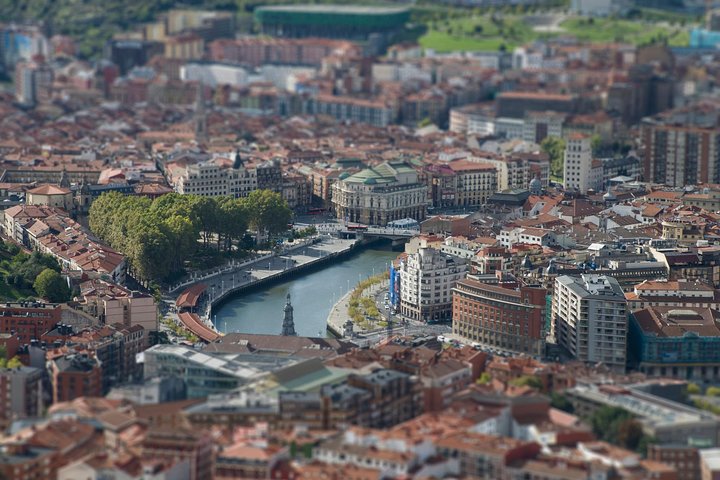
xmin=59 ymin=169 xmax=70 ymax=189
xmin=281 ymin=293 xmax=297 ymax=336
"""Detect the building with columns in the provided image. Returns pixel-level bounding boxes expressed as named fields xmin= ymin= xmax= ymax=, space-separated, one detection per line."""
xmin=331 ymin=161 xmax=427 ymax=226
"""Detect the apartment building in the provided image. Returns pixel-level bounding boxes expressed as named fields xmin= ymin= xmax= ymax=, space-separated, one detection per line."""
xmin=50 ymin=353 xmax=103 ymax=403
xmin=332 ymin=161 xmax=427 ymax=226
xmin=563 ymin=133 xmax=594 ymax=194
xmin=75 ymin=279 xmax=157 ymax=338
xmin=0 ymin=443 xmax=54 ymax=480
xmin=140 ymin=428 xmax=214 ymax=480
xmin=522 ymin=110 xmax=565 ymax=144
xmin=425 ymin=160 xmax=498 ymax=208
xmin=311 ymin=94 xmax=397 ymax=128
xmin=399 ymin=247 xmax=468 ymax=322
xmin=279 ymin=369 xmax=422 ymax=430
xmin=0 ymin=302 xmax=62 ymax=345
xmin=452 ymin=279 xmax=547 ymax=356
xmin=552 ymin=274 xmax=628 ymax=372
xmin=209 ymin=37 xmax=359 ymax=68
xmin=174 ymin=157 xmax=258 ymax=197
xmin=0 ymin=366 xmax=43 ymax=430
xmin=479 ymin=152 xmax=550 ymax=191
xmin=629 ymin=306 xmax=720 ymax=381
xmin=641 ymin=100 xmax=720 ymax=187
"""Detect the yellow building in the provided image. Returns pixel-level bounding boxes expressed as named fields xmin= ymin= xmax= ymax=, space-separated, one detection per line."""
xmin=164 ymin=34 xmax=204 ymax=60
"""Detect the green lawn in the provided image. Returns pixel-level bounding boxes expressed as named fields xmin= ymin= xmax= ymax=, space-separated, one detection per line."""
xmin=419 ymin=30 xmax=507 ymax=52
xmin=418 ymin=14 xmax=693 ymax=53
xmin=560 ymin=17 xmax=689 ymax=46
xmin=419 ymin=14 xmax=534 ymax=52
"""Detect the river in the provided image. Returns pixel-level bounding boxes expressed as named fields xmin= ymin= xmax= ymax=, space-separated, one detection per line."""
xmin=212 ymin=244 xmax=399 ymax=337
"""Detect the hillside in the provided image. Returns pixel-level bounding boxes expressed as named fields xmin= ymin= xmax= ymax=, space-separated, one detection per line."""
xmin=0 ymin=0 xmax=219 ymax=58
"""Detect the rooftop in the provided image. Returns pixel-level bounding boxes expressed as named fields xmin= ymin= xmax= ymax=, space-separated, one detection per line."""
xmin=255 ymin=4 xmax=409 ymax=14
xmin=632 ymin=306 xmax=720 ymax=338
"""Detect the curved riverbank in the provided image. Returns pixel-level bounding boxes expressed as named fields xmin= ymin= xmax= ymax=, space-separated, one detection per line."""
xmin=212 ymin=245 xmax=399 ymax=337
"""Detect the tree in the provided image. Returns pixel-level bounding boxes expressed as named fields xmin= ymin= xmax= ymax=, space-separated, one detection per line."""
xmin=218 ymin=197 xmax=249 ymax=252
xmin=246 ymin=190 xmax=292 ymax=237
xmin=126 ymin=215 xmax=172 ymax=282
xmin=591 ymin=134 xmax=602 ymax=155
xmin=476 ymin=372 xmax=492 ymax=384
xmin=550 ymin=392 xmax=575 ymax=413
xmin=162 ymin=215 xmax=198 ymax=273
xmin=589 ymin=406 xmax=637 ymax=447
xmin=33 ymin=269 xmax=71 ymax=302
xmin=6 ymin=357 xmax=22 ymax=369
xmin=191 ymin=196 xmax=219 ymax=247
xmin=617 ymin=419 xmax=644 ymax=451
xmin=687 ymin=383 xmax=701 ymax=395
xmin=541 ymin=136 xmax=566 ymax=179
xmin=509 ymin=375 xmax=543 ymax=390
xmin=707 ymin=386 xmax=720 ymax=397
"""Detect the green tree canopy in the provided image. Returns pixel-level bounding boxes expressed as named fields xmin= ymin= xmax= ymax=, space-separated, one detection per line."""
xmin=246 ymin=190 xmax=292 ymax=236
xmin=89 ymin=189 xmax=291 ymax=283
xmin=550 ymin=392 xmax=574 ymax=413
xmin=509 ymin=375 xmax=543 ymax=389
xmin=33 ymin=269 xmax=71 ymax=302
xmin=541 ymin=136 xmax=566 ymax=179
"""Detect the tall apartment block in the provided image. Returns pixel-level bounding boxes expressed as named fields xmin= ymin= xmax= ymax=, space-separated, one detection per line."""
xmin=641 ymin=100 xmax=720 ymax=187
xmin=563 ymin=133 xmax=593 ymax=194
xmin=552 ymin=274 xmax=628 ymax=372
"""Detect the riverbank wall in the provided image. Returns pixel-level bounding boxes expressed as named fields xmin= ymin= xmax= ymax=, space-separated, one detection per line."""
xmin=206 ymin=237 xmax=388 ymax=321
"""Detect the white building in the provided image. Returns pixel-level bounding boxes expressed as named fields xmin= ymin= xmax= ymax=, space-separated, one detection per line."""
xmin=563 ymin=133 xmax=593 ymax=194
xmin=174 ymin=157 xmax=257 ymax=198
xmin=495 ymin=117 xmax=525 ymax=139
xmin=180 ymin=62 xmax=248 ymax=87
xmin=552 ymin=274 xmax=628 ymax=372
xmin=399 ymin=247 xmax=468 ymax=322
xmin=449 ymin=104 xmax=496 ymax=136
xmin=332 ymin=162 xmax=427 ymax=226
xmin=498 ymin=227 xmax=555 ymax=248
xmin=522 ymin=111 xmax=565 ymax=144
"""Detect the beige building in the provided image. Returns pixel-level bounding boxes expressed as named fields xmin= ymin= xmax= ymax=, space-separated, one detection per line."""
xmin=478 ymin=153 xmax=550 ymax=191
xmin=563 ymin=133 xmax=593 ymax=194
xmin=164 ymin=34 xmax=204 ymax=60
xmin=173 ymin=157 xmax=257 ymax=198
xmin=332 ymin=161 xmax=427 ymax=226
xmin=26 ymin=184 xmax=73 ymax=211
xmin=76 ymin=279 xmax=157 ymax=344
xmin=399 ymin=247 xmax=468 ymax=322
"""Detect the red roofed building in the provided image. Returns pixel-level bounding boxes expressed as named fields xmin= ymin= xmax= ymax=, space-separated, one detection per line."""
xmin=452 ymin=279 xmax=547 ymax=357
xmin=0 ymin=302 xmax=62 ymax=345
xmin=26 ymin=184 xmax=73 ymax=210
xmin=176 ymin=284 xmax=207 ymax=313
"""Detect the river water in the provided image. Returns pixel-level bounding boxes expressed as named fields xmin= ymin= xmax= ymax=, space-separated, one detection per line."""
xmin=212 ymin=244 xmax=399 ymax=337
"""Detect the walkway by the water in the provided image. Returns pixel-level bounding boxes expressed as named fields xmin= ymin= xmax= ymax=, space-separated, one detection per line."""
xmin=213 ymin=246 xmax=398 ymax=337
xmin=203 ymin=236 xmax=358 ymax=312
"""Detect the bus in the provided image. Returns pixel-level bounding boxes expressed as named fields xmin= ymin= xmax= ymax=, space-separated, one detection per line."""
xmin=346 ymin=224 xmax=369 ymax=231
xmin=307 ymin=208 xmax=326 ymax=215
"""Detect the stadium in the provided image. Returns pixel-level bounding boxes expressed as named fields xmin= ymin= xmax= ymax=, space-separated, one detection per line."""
xmin=254 ymin=5 xmax=410 ymax=40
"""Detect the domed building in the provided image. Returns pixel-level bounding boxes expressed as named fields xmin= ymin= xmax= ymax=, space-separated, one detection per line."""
xmin=331 ymin=161 xmax=427 ymax=226
xmin=529 ymin=175 xmax=543 ymax=196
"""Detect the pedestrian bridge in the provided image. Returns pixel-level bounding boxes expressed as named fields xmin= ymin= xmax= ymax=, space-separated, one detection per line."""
xmin=315 ymin=224 xmax=418 ymax=241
